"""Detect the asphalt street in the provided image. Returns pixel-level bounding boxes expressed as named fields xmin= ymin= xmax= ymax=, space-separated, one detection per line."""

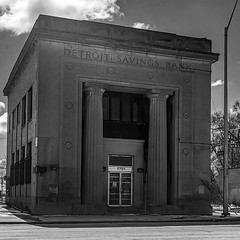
xmin=2 ymin=201 xmax=240 ymax=239
xmin=1 ymin=223 xmax=240 ymax=239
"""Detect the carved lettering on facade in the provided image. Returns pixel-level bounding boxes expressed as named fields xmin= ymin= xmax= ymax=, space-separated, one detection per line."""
xmin=166 ymin=61 xmax=191 ymax=70
xmin=64 ymin=47 xmax=192 ymax=71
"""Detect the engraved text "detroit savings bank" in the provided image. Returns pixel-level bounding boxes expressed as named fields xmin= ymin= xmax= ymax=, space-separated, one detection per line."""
xmin=64 ymin=48 xmax=191 ymax=71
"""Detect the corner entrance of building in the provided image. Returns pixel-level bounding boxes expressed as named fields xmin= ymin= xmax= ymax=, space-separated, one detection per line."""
xmin=108 ymin=155 xmax=133 ymax=207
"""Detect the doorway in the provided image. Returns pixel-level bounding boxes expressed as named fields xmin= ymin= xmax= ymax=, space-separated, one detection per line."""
xmin=108 ymin=155 xmax=133 ymax=207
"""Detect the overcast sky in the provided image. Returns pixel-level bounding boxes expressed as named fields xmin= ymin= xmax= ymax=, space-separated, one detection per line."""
xmin=0 ymin=0 xmax=240 ymax=158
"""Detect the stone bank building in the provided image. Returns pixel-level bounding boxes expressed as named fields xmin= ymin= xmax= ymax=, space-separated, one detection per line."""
xmin=3 ymin=15 xmax=219 ymax=214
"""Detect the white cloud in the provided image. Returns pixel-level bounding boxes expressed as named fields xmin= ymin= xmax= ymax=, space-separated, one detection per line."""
xmin=0 ymin=112 xmax=7 ymax=139
xmin=0 ymin=0 xmax=123 ymax=35
xmin=0 ymin=102 xmax=6 ymax=112
xmin=211 ymin=79 xmax=224 ymax=87
xmin=133 ymin=22 xmax=155 ymax=30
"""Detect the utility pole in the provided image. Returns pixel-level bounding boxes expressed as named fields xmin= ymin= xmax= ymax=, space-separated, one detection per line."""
xmin=222 ymin=0 xmax=239 ymax=217
xmin=0 ymin=177 xmax=3 ymax=196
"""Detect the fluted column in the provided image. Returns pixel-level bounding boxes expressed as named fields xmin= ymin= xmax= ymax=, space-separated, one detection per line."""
xmin=83 ymin=86 xmax=105 ymax=205
xmin=147 ymin=89 xmax=172 ymax=206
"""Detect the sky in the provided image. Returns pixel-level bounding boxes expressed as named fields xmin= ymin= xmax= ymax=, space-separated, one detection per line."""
xmin=0 ymin=0 xmax=240 ymax=158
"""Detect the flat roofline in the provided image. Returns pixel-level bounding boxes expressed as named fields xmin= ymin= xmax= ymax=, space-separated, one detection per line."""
xmin=35 ymin=14 xmax=214 ymax=53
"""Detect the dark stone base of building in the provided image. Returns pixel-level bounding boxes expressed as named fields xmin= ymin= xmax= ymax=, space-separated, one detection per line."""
xmin=7 ymin=197 xmax=212 ymax=215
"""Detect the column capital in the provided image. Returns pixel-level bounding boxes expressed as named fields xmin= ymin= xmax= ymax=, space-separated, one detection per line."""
xmin=147 ymin=89 xmax=173 ymax=100
xmin=84 ymin=85 xmax=105 ymax=96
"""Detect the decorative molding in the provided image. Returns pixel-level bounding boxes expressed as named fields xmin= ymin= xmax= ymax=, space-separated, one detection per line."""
xmin=183 ymin=148 xmax=189 ymax=155
xmin=66 ymin=63 xmax=74 ymax=70
xmin=184 ymin=76 xmax=191 ymax=83
xmin=147 ymin=72 xmax=153 ymax=79
xmin=65 ymin=142 xmax=72 ymax=150
xmin=65 ymin=102 xmax=73 ymax=110
xmin=183 ymin=112 xmax=189 ymax=119
xmin=107 ymin=67 xmax=115 ymax=75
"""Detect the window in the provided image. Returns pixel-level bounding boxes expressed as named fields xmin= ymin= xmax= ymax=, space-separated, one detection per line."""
xmin=103 ymin=91 xmax=149 ymax=140
xmin=103 ymin=91 xmax=148 ymax=123
xmin=25 ymin=141 xmax=32 ymax=184
xmin=21 ymin=146 xmax=25 ymax=161
xmin=111 ymin=96 xmax=121 ymax=121
xmin=27 ymin=142 xmax=32 ymax=159
xmin=20 ymin=146 xmax=25 ymax=185
xmin=12 ymin=109 xmax=15 ymax=129
xmin=27 ymin=87 xmax=33 ymax=121
xmin=22 ymin=95 xmax=26 ymax=126
xmin=14 ymin=162 xmax=19 ymax=185
xmin=132 ymin=96 xmax=143 ymax=123
xmin=17 ymin=103 xmax=20 ymax=125
xmin=11 ymin=152 xmax=15 ymax=164
xmin=109 ymin=155 xmax=133 ymax=166
xmin=10 ymin=164 xmax=14 ymax=186
xmin=19 ymin=161 xmax=24 ymax=185
xmin=16 ymin=149 xmax=20 ymax=162
xmin=121 ymin=94 xmax=131 ymax=122
xmin=132 ymin=101 xmax=139 ymax=122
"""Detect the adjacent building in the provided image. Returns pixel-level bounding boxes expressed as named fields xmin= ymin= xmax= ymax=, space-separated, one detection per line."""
xmin=3 ymin=15 xmax=219 ymax=214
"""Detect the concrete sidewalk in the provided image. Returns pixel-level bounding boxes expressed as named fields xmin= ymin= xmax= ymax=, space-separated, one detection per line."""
xmin=0 ymin=203 xmax=38 ymax=224
xmin=1 ymin=202 xmax=240 ymax=225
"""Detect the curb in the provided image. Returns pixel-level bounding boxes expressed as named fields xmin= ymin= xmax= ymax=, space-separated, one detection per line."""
xmin=1 ymin=216 xmax=240 ymax=225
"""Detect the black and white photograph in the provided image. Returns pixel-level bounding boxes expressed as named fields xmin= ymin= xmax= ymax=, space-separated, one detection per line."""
xmin=0 ymin=0 xmax=240 ymax=239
